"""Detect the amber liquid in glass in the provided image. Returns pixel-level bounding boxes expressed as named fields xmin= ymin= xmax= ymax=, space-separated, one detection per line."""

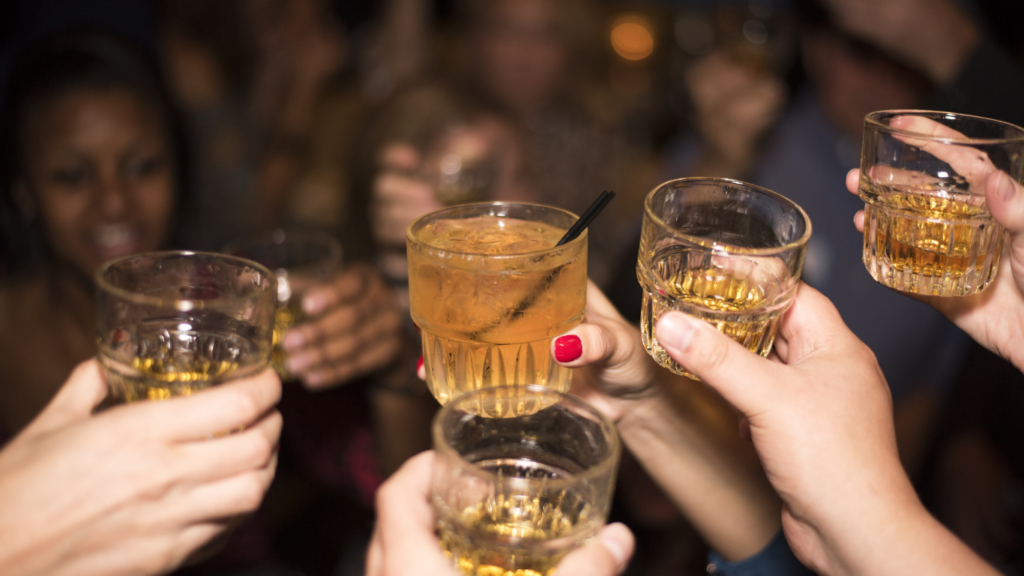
xmin=101 ymin=319 xmax=264 ymax=402
xmin=436 ymin=459 xmax=600 ymax=576
xmin=409 ymin=216 xmax=586 ymax=405
xmin=638 ymin=245 xmax=786 ymax=378
xmin=860 ymin=179 xmax=1004 ymax=296
xmin=271 ymin=299 xmax=305 ymax=379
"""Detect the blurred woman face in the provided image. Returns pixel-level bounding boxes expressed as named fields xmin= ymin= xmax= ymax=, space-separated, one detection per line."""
xmin=476 ymin=0 xmax=567 ymax=114
xmin=18 ymin=88 xmax=175 ymax=279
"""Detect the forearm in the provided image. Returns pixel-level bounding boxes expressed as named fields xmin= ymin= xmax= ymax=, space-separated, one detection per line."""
xmin=611 ymin=377 xmax=781 ymax=561
xmin=822 ymin=500 xmax=997 ymax=576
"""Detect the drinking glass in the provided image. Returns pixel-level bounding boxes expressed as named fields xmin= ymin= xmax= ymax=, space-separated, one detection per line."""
xmin=432 ymin=385 xmax=620 ymax=575
xmin=859 ymin=110 xmax=1024 ymax=296
xmin=407 ymin=202 xmax=587 ymax=405
xmin=224 ymin=229 xmax=342 ymax=379
xmin=422 ymin=124 xmax=500 ymax=206
xmin=637 ymin=178 xmax=810 ymax=378
xmin=96 ymin=251 xmax=276 ymax=403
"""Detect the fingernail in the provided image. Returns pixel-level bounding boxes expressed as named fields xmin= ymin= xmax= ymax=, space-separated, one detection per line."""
xmin=416 ymin=356 xmax=424 ymax=372
xmin=554 ymin=335 xmax=582 ymax=363
xmin=598 ymin=523 xmax=632 ymax=569
xmin=304 ymin=293 xmax=328 ymax=316
xmin=995 ymin=171 xmax=1016 ymax=203
xmin=283 ymin=331 xmax=305 ymax=350
xmin=655 ymin=313 xmax=695 ymax=352
xmin=286 ymin=354 xmax=312 ymax=374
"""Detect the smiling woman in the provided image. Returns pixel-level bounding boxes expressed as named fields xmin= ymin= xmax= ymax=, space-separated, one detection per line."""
xmin=0 ymin=32 xmax=186 ymax=434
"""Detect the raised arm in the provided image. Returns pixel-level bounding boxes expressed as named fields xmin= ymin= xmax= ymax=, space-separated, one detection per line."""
xmin=550 ymin=282 xmax=782 ymax=562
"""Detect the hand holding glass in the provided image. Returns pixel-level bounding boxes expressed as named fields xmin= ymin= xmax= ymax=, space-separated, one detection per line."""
xmin=96 ymin=251 xmax=276 ymax=403
xmin=637 ymin=178 xmax=810 ymax=378
xmin=224 ymin=230 xmax=342 ymax=379
xmin=859 ymin=110 xmax=1024 ymax=297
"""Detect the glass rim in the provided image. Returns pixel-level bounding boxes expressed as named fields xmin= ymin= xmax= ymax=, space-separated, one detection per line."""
xmin=95 ymin=250 xmax=276 ymax=311
xmin=864 ymin=110 xmax=1024 ymax=145
xmin=222 ymin=228 xmax=343 ymax=274
xmin=406 ymin=201 xmax=586 ymax=259
xmin=432 ymin=385 xmax=621 ymax=488
xmin=643 ymin=177 xmax=812 ymax=255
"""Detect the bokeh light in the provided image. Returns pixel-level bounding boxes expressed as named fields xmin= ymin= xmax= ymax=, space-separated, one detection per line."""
xmin=610 ymin=15 xmax=655 ymax=61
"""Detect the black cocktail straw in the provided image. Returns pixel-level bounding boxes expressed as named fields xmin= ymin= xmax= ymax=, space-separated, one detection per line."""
xmin=556 ymin=190 xmax=616 ymax=246
xmin=469 ymin=190 xmax=617 ymax=338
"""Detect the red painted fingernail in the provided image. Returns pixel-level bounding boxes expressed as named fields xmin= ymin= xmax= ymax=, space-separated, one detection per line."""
xmin=416 ymin=356 xmax=424 ymax=372
xmin=554 ymin=335 xmax=582 ymax=363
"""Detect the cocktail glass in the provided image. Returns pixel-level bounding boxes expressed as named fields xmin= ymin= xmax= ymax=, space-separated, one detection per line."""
xmin=407 ymin=202 xmax=587 ymax=405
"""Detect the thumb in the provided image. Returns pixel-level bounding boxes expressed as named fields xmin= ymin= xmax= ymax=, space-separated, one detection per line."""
xmin=986 ymin=171 xmax=1024 ymax=291
xmin=986 ymin=171 xmax=1024 ymax=235
xmin=553 ymin=523 xmax=634 ymax=576
xmin=23 ymin=359 xmax=108 ymax=437
xmin=654 ymin=312 xmax=776 ymax=416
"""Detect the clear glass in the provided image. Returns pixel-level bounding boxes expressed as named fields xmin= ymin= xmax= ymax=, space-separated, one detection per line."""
xmin=407 ymin=202 xmax=587 ymax=405
xmin=637 ymin=178 xmax=811 ymax=379
xmin=859 ymin=110 xmax=1024 ymax=296
xmin=224 ymin=229 xmax=342 ymax=379
xmin=96 ymin=251 xmax=276 ymax=403
xmin=432 ymin=386 xmax=620 ymax=576
xmin=422 ymin=123 xmax=500 ymax=205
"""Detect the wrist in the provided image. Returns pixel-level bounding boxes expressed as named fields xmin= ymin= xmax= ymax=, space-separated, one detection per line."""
xmin=815 ymin=468 xmax=933 ymax=575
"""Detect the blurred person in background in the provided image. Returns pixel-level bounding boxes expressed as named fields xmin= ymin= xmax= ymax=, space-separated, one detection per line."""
xmin=156 ymin=0 xmax=350 ymax=251
xmin=366 ymin=0 xmax=656 ymax=288
xmin=0 ymin=29 xmax=414 ymax=576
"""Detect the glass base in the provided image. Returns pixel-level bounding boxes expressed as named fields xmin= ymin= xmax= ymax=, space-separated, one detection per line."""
xmin=862 ymin=203 xmax=1004 ymax=297
xmin=421 ymin=331 xmax=571 ymax=405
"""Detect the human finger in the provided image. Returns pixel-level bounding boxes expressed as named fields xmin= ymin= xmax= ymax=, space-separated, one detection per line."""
xmin=986 ymin=171 xmax=1024 ymax=293
xmin=365 ymin=530 xmax=384 ymax=576
xmin=128 ymin=369 xmax=282 ymax=441
xmin=553 ymin=523 xmax=634 ymax=576
xmin=889 ymin=115 xmax=996 ymax=186
xmin=854 ymin=210 xmax=865 ymax=232
xmin=302 ymin=334 xmax=403 ymax=389
xmin=173 ymin=453 xmax=279 ymax=522
xmin=295 ymin=265 xmax=373 ymax=322
xmin=374 ymin=172 xmax=435 ymax=203
xmin=986 ymin=171 xmax=1024 ymax=237
xmin=287 ymin=303 xmax=400 ymax=374
xmin=654 ymin=311 xmax=776 ymax=416
xmin=177 ymin=410 xmax=281 ymax=483
xmin=379 ymin=142 xmax=421 ymax=172
xmin=846 ymin=169 xmax=860 ymax=195
xmin=374 ymin=452 xmax=456 ymax=574
xmin=25 ymin=359 xmax=109 ymax=437
xmin=772 ymin=284 xmax=848 ymax=356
